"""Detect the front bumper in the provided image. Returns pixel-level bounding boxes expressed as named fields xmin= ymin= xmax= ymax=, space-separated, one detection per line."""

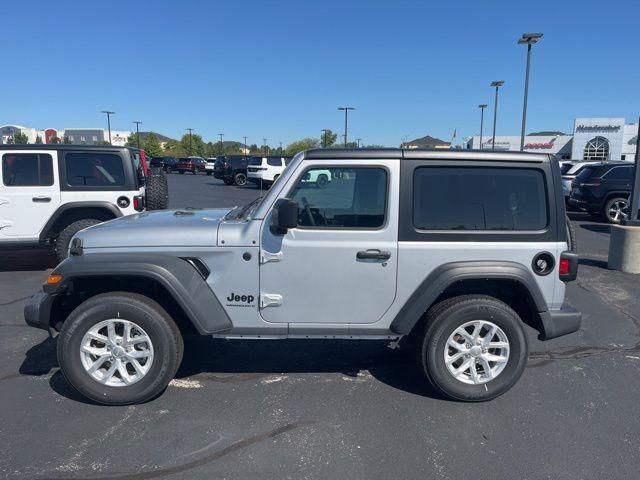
xmin=24 ymin=290 xmax=57 ymax=334
xmin=538 ymin=305 xmax=582 ymax=340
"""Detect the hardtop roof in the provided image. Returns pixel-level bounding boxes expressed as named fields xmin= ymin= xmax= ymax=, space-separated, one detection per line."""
xmin=303 ymin=148 xmax=552 ymax=163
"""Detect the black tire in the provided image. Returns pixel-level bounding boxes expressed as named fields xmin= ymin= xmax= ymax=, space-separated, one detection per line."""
xmin=223 ymin=178 xmax=234 ymax=185
xmin=419 ymin=294 xmax=528 ymax=402
xmin=234 ymin=172 xmax=247 ymax=186
xmin=57 ymin=292 xmax=183 ymax=405
xmin=206 ymin=171 xmax=212 ymax=176
xmin=54 ymin=218 xmax=101 ymax=262
xmin=146 ymin=169 xmax=169 ymax=210
xmin=604 ymin=196 xmax=628 ymax=224
xmin=565 ymin=214 xmax=577 ymax=253
xmin=316 ymin=174 xmax=328 ymax=188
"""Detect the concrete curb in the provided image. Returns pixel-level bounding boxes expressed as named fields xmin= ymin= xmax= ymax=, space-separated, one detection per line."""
xmin=608 ymin=225 xmax=640 ymax=274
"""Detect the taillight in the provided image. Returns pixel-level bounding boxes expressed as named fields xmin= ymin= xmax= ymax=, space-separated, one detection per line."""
xmin=559 ymin=252 xmax=578 ymax=282
xmin=133 ymin=195 xmax=144 ymax=211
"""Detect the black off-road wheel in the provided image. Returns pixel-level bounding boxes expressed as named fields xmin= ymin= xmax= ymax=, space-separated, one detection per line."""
xmin=54 ymin=218 xmax=101 ymax=262
xmin=234 ymin=172 xmax=247 ymax=186
xmin=57 ymin=292 xmax=183 ymax=406
xmin=146 ymin=169 xmax=169 ymax=210
xmin=419 ymin=295 xmax=528 ymax=402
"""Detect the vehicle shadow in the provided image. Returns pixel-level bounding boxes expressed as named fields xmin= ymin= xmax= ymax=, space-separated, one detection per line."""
xmin=20 ymin=335 xmax=444 ymax=402
xmin=579 ymin=223 xmax=611 ymax=235
xmin=0 ymin=249 xmax=58 ymax=272
xmin=578 ymin=257 xmax=609 ymax=269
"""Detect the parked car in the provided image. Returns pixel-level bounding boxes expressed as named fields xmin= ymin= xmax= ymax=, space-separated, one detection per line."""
xmin=205 ymin=158 xmax=216 ymax=175
xmin=213 ymin=155 xmax=249 ymax=185
xmin=151 ymin=156 xmax=179 ymax=173
xmin=247 ymin=156 xmax=288 ymax=186
xmin=300 ymin=168 xmax=332 ymax=188
xmin=176 ymin=157 xmax=206 ymax=174
xmin=569 ymin=162 xmax=634 ymax=223
xmin=25 ymin=148 xmax=580 ymax=405
xmin=561 ymin=161 xmax=601 ymax=203
xmin=0 ymin=144 xmax=168 ymax=262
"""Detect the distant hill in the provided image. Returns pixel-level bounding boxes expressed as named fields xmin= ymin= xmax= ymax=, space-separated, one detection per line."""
xmin=138 ymin=131 xmax=174 ymax=143
xmin=405 ymin=135 xmax=450 ymax=147
xmin=527 ymin=131 xmax=566 ymax=136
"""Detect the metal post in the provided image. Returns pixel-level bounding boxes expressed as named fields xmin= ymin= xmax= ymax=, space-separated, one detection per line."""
xmin=243 ymin=136 xmax=248 ymax=154
xmin=263 ymin=138 xmax=267 ymax=155
xmin=356 ymin=138 xmax=361 ymax=148
xmin=218 ymin=133 xmax=224 ymax=155
xmin=520 ymin=44 xmax=532 ymax=151
xmin=490 ymin=81 xmax=504 ymax=149
xmin=478 ymin=104 xmax=487 ymax=149
xmin=321 ymin=129 xmax=329 ymax=148
xmin=133 ymin=121 xmax=142 ymax=149
xmin=627 ymin=117 xmax=640 ymax=225
xmin=338 ymin=107 xmax=354 ymax=147
xmin=102 ymin=111 xmax=114 ymax=145
xmin=186 ymin=128 xmax=194 ymax=155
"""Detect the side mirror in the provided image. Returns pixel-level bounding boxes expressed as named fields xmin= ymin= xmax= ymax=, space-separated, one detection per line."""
xmin=271 ymin=198 xmax=298 ymax=234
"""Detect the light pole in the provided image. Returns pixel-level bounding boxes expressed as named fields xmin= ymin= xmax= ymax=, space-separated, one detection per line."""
xmin=490 ymin=81 xmax=504 ymax=149
xmin=263 ymin=138 xmax=268 ymax=155
xmin=132 ymin=121 xmax=142 ymax=149
xmin=243 ymin=136 xmax=248 ymax=154
xmin=321 ymin=129 xmax=330 ymax=148
xmin=101 ymin=110 xmax=114 ymax=144
xmin=478 ymin=105 xmax=487 ymax=149
xmin=356 ymin=138 xmax=362 ymax=148
xmin=279 ymin=141 xmax=282 ymax=153
xmin=338 ymin=107 xmax=354 ymax=147
xmin=518 ymin=33 xmax=543 ymax=151
xmin=186 ymin=128 xmax=194 ymax=155
xmin=218 ymin=133 xmax=224 ymax=155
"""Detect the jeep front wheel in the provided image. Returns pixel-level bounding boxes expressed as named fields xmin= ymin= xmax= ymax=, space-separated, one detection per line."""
xmin=57 ymin=292 xmax=183 ymax=405
xmin=54 ymin=218 xmax=101 ymax=262
xmin=420 ymin=295 xmax=527 ymax=402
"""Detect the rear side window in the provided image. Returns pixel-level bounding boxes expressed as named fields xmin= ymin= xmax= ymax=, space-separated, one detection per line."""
xmin=575 ymin=166 xmax=598 ymax=183
xmin=2 ymin=153 xmax=53 ymax=186
xmin=66 ymin=153 xmax=125 ymax=187
xmin=560 ymin=163 xmax=573 ymax=175
xmin=267 ymin=157 xmax=282 ymax=167
xmin=413 ymin=167 xmax=548 ymax=231
xmin=604 ymin=166 xmax=633 ymax=180
xmin=249 ymin=157 xmax=262 ymax=166
xmin=284 ymin=157 xmax=292 ymax=166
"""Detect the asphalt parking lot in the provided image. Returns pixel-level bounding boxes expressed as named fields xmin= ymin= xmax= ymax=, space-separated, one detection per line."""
xmin=2 ymin=173 xmax=640 ymax=480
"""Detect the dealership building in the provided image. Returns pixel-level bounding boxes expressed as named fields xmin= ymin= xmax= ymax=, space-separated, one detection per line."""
xmin=466 ymin=118 xmax=638 ymax=162
xmin=0 ymin=125 xmax=131 ymax=147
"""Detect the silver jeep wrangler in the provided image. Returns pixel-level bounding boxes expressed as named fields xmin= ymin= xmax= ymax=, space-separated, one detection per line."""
xmin=25 ymin=148 xmax=580 ymax=404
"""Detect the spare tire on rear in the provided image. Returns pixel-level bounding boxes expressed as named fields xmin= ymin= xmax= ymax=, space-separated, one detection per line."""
xmin=146 ymin=167 xmax=169 ymax=210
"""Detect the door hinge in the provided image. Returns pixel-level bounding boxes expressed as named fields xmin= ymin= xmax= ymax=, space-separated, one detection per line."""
xmin=260 ymin=293 xmax=283 ymax=308
xmin=260 ymin=250 xmax=283 ymax=264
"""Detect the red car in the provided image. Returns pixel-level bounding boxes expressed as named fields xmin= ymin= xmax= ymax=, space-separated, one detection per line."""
xmin=176 ymin=157 xmax=207 ymax=174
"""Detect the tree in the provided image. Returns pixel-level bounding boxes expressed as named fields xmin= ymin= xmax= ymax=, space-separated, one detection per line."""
xmin=125 ymin=132 xmax=141 ymax=148
xmin=62 ymin=136 xmax=72 ymax=144
xmin=35 ymin=135 xmax=43 ymax=144
xmin=163 ymin=139 xmax=186 ymax=158
xmin=143 ymin=133 xmax=163 ymax=157
xmin=285 ymin=138 xmax=319 ymax=156
xmin=50 ymin=136 xmax=61 ymax=144
xmin=320 ymin=129 xmax=338 ymax=148
xmin=180 ymin=133 xmax=205 ymax=157
xmin=13 ymin=132 xmax=29 ymax=144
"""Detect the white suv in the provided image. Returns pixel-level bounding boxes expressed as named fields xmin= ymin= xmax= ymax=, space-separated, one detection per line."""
xmin=247 ymin=156 xmax=291 ymax=186
xmin=0 ymin=145 xmax=148 ymax=261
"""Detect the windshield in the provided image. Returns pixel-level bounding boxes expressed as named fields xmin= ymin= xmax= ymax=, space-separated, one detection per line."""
xmin=224 ymin=195 xmax=265 ymax=221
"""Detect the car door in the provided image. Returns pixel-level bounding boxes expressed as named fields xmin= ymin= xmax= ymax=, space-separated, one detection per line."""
xmin=259 ymin=160 xmax=399 ymax=326
xmin=0 ymin=150 xmax=61 ymax=238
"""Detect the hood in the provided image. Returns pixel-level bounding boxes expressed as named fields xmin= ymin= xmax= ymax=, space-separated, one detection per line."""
xmin=76 ymin=209 xmax=231 ymax=249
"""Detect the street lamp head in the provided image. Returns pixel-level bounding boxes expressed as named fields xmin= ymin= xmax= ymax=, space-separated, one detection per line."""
xmin=518 ymin=32 xmax=543 ymax=44
xmin=478 ymin=104 xmax=488 ymax=109
xmin=101 ymin=110 xmax=115 ymax=115
xmin=338 ymin=106 xmax=355 ymax=111
xmin=490 ymin=81 xmax=505 ymax=87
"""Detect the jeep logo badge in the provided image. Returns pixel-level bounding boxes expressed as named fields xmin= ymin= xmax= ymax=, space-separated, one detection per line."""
xmin=226 ymin=293 xmax=255 ymax=307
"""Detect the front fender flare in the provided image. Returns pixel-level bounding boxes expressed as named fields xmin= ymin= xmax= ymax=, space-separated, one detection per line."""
xmin=51 ymin=253 xmax=231 ymax=334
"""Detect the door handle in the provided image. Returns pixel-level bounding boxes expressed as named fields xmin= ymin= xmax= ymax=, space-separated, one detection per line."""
xmin=357 ymin=249 xmax=391 ymax=260
xmin=32 ymin=196 xmax=52 ymax=203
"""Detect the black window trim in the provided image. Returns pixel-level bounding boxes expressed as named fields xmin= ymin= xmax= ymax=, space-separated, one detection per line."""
xmin=1 ymin=152 xmax=54 ymax=187
xmin=399 ymin=159 xmax=559 ymax=243
xmin=284 ymin=164 xmax=391 ymax=231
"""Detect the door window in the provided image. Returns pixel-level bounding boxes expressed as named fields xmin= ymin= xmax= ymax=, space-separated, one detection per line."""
xmin=267 ymin=157 xmax=282 ymax=167
xmin=66 ymin=153 xmax=125 ymax=186
xmin=287 ymin=167 xmax=387 ymax=228
xmin=2 ymin=153 xmax=53 ymax=186
xmin=604 ymin=166 xmax=632 ymax=180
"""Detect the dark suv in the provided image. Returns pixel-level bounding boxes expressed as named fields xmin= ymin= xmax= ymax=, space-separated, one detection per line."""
xmin=569 ymin=162 xmax=634 ymax=223
xmin=150 ymin=156 xmax=178 ymax=173
xmin=213 ymin=155 xmax=249 ymax=186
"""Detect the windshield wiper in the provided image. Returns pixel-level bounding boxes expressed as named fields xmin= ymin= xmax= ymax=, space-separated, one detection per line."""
xmin=225 ymin=196 xmax=264 ymax=220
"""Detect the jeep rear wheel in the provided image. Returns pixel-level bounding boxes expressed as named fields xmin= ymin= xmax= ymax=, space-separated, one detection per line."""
xmin=420 ymin=295 xmax=527 ymax=402
xmin=54 ymin=218 xmax=101 ymax=262
xmin=234 ymin=172 xmax=247 ymax=186
xmin=146 ymin=169 xmax=169 ymax=210
xmin=57 ymin=292 xmax=183 ymax=405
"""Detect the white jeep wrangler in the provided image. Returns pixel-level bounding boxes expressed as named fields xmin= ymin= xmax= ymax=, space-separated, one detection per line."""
xmin=0 ymin=145 xmax=165 ymax=262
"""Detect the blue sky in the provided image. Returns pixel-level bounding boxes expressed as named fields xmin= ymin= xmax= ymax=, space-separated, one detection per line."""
xmin=1 ymin=0 xmax=638 ymax=146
